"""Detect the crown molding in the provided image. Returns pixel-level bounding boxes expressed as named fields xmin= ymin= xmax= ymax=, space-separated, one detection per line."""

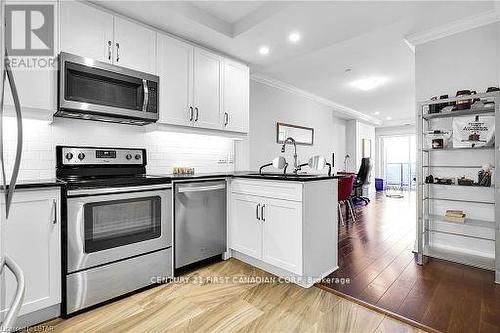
xmin=405 ymin=9 xmax=500 ymax=46
xmin=250 ymin=74 xmax=382 ymax=126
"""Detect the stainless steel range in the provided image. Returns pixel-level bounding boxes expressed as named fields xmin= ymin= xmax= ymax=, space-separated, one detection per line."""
xmin=56 ymin=146 xmax=172 ymax=315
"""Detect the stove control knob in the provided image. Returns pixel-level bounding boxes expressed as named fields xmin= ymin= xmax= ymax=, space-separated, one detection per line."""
xmin=135 ymin=154 xmax=141 ymax=160
xmin=126 ymin=154 xmax=132 ymax=160
xmin=65 ymin=152 xmax=73 ymax=160
xmin=78 ymin=153 xmax=85 ymax=160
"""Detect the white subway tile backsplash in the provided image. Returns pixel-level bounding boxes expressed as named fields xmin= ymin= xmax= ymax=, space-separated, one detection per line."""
xmin=2 ymin=117 xmax=235 ymax=180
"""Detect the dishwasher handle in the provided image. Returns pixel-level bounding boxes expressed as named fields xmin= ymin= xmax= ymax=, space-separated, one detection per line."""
xmin=177 ymin=184 xmax=226 ymax=193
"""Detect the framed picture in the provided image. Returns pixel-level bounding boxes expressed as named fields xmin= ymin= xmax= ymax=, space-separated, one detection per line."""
xmin=362 ymin=138 xmax=372 ymax=158
xmin=276 ymin=122 xmax=314 ymax=146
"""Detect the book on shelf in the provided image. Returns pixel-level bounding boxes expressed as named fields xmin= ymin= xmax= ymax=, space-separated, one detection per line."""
xmin=444 ymin=210 xmax=466 ymax=223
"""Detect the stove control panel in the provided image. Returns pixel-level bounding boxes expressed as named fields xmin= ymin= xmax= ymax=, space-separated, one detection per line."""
xmin=60 ymin=147 xmax=145 ymax=166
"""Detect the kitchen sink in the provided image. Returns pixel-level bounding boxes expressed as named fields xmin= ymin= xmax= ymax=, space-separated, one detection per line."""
xmin=247 ymin=173 xmax=319 ymax=178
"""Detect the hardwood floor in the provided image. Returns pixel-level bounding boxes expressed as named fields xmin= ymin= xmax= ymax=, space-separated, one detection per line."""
xmin=34 ymin=259 xmax=422 ymax=333
xmin=321 ymin=191 xmax=500 ymax=333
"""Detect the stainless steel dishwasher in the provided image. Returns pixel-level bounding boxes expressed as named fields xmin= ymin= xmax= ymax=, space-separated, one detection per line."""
xmin=174 ymin=180 xmax=227 ymax=268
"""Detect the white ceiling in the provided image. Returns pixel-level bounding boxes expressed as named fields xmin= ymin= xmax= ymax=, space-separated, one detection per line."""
xmin=189 ymin=1 xmax=265 ymax=24
xmin=93 ymin=1 xmax=497 ymax=127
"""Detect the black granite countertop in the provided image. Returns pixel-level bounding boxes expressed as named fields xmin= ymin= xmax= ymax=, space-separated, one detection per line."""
xmin=8 ymin=178 xmax=66 ymax=189
xmin=155 ymin=171 xmax=344 ymax=182
xmin=10 ymin=171 xmax=342 ymax=190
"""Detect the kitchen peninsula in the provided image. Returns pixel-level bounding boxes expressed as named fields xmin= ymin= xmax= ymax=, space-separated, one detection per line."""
xmin=227 ymin=175 xmax=339 ymax=287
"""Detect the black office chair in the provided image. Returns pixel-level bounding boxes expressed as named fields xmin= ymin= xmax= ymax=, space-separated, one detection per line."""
xmin=352 ymin=157 xmax=372 ymax=205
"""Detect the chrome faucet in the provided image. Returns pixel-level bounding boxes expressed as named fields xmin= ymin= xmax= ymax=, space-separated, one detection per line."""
xmin=281 ymin=137 xmax=300 ymax=174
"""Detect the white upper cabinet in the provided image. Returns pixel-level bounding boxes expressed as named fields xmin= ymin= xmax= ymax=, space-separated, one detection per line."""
xmin=3 ymin=0 xmax=57 ymax=114
xmin=58 ymin=1 xmax=249 ymax=133
xmin=157 ymin=33 xmax=193 ymax=126
xmin=223 ymin=59 xmax=249 ymax=133
xmin=113 ymin=17 xmax=156 ymax=74
xmin=59 ymin=1 xmax=114 ymax=63
xmin=193 ymin=48 xmax=223 ymax=130
xmin=59 ymin=1 xmax=156 ymax=74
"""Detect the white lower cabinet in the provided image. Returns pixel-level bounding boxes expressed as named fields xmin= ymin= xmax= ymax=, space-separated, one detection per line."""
xmin=230 ymin=194 xmax=263 ymax=259
xmin=0 ymin=188 xmax=61 ymax=321
xmin=262 ymin=198 xmax=302 ymax=274
xmin=230 ymin=193 xmax=302 ymax=275
xmin=229 ymin=178 xmax=338 ymax=287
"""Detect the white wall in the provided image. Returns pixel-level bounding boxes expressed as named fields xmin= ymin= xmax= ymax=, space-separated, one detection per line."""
xmin=3 ymin=117 xmax=235 ymax=180
xmin=345 ymin=120 xmax=375 ymax=190
xmin=236 ymin=80 xmax=346 ymax=173
xmin=416 ymin=22 xmax=500 ymax=102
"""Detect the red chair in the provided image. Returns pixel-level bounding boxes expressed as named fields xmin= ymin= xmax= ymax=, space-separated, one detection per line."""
xmin=338 ymin=174 xmax=356 ymax=225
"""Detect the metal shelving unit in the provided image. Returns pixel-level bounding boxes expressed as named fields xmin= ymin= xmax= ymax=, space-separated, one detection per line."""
xmin=416 ymin=92 xmax=500 ymax=284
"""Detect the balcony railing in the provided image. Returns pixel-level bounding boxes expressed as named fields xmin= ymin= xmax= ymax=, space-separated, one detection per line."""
xmin=385 ymin=162 xmax=416 ymax=188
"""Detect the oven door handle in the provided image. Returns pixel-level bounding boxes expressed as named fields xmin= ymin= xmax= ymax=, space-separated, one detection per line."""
xmin=177 ymin=184 xmax=226 ymax=193
xmin=142 ymin=79 xmax=149 ymax=112
xmin=68 ymin=184 xmax=172 ymax=197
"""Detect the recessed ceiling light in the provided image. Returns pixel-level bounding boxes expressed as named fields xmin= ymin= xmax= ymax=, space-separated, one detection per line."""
xmin=350 ymin=76 xmax=387 ymax=91
xmin=374 ymin=111 xmax=380 ymax=115
xmin=386 ymin=116 xmax=392 ymax=120
xmin=259 ymin=46 xmax=270 ymax=55
xmin=288 ymin=32 xmax=301 ymax=43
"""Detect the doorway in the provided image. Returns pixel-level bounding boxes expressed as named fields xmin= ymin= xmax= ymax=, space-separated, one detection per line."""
xmin=380 ymin=135 xmax=416 ymax=190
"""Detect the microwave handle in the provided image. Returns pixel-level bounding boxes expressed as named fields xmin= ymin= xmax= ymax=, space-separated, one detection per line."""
xmin=142 ymin=79 xmax=149 ymax=112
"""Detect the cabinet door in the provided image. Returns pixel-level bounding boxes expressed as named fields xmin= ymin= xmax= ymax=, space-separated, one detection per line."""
xmin=223 ymin=59 xmax=249 ymax=133
xmin=4 ymin=61 xmax=57 ymax=115
xmin=193 ymin=48 xmax=222 ymax=130
xmin=4 ymin=0 xmax=57 ymax=114
xmin=0 ymin=189 xmax=61 ymax=317
xmin=114 ymin=17 xmax=156 ymax=74
xmin=262 ymin=198 xmax=302 ymax=274
xmin=229 ymin=193 xmax=262 ymax=259
xmin=59 ymin=0 xmax=114 ymax=62
xmin=157 ymin=33 xmax=193 ymax=126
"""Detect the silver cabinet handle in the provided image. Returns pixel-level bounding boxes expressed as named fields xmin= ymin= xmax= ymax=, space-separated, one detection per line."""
xmin=52 ymin=199 xmax=57 ymax=224
xmin=0 ymin=255 xmax=26 ymax=332
xmin=1 ymin=51 xmax=23 ymax=218
xmin=107 ymin=40 xmax=112 ymax=61
xmin=194 ymin=107 xmax=199 ymax=122
xmin=177 ymin=184 xmax=225 ymax=193
xmin=115 ymin=42 xmax=120 ymax=62
xmin=256 ymin=203 xmax=261 ymax=220
xmin=224 ymin=112 xmax=229 ymax=126
xmin=189 ymin=106 xmax=194 ymax=121
xmin=142 ymin=79 xmax=149 ymax=112
xmin=261 ymin=204 xmax=266 ymax=222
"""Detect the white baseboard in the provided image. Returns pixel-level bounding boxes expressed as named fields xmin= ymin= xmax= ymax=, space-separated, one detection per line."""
xmin=232 ymin=250 xmax=338 ymax=288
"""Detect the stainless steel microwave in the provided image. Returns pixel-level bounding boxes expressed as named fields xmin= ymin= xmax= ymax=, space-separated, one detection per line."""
xmin=57 ymin=52 xmax=159 ymax=125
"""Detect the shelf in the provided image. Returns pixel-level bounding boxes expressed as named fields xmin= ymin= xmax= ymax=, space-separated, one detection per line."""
xmin=424 ymin=245 xmax=495 ymax=271
xmin=423 ymin=165 xmax=494 ymax=168
xmin=422 ymin=106 xmax=495 ymax=120
xmin=422 ymin=146 xmax=494 ymax=152
xmin=425 ymin=214 xmax=495 ymax=230
xmin=417 ymin=92 xmax=498 ymax=273
xmin=422 ymin=183 xmax=493 ymax=189
xmin=424 ymin=197 xmax=495 ymax=205
xmin=420 ymin=91 xmax=499 ymax=106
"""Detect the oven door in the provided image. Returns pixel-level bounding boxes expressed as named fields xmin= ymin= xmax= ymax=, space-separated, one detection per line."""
xmin=58 ymin=52 xmax=158 ymax=122
xmin=66 ymin=185 xmax=172 ymax=273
